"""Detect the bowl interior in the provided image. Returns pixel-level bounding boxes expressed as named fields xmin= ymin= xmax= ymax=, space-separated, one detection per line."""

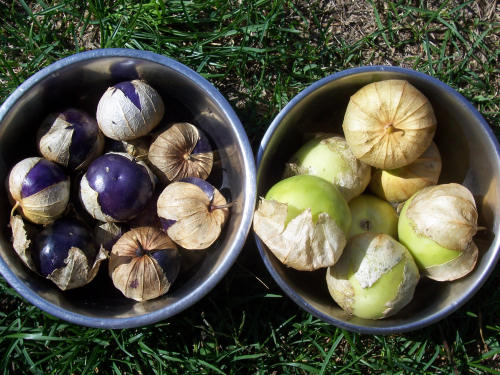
xmin=0 ymin=51 xmax=254 ymax=327
xmin=256 ymin=68 xmax=500 ymax=334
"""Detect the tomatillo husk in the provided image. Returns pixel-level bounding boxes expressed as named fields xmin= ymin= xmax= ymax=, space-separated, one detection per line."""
xmin=157 ymin=177 xmax=229 ymax=250
xmin=253 ymin=175 xmax=350 ymax=271
xmin=109 ymin=226 xmax=181 ymax=301
xmin=148 ymin=122 xmax=213 ymax=183
xmin=8 ymin=157 xmax=70 ymax=225
xmin=342 ymin=80 xmax=437 ymax=169
xmin=370 ymin=142 xmax=442 ymax=203
xmin=33 ymin=218 xmax=107 ymax=291
xmin=284 ymin=135 xmax=371 ymax=202
xmin=326 ymin=232 xmax=419 ymax=320
xmin=37 ymin=108 xmax=104 ymax=170
xmin=398 ymin=183 xmax=478 ymax=281
xmin=96 ymin=80 xmax=164 ymax=141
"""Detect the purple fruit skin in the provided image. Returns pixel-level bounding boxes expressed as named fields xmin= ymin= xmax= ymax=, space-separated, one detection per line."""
xmin=34 ymin=218 xmax=97 ymax=277
xmin=160 ymin=218 xmax=177 ymax=231
xmin=85 ymin=153 xmax=153 ymax=221
xmin=113 ymin=81 xmax=141 ymax=110
xmin=62 ymin=109 xmax=100 ymax=169
xmin=192 ymin=129 xmax=212 ymax=155
xmin=150 ymin=249 xmax=180 ymax=283
xmin=110 ymin=60 xmax=139 ymax=81
xmin=181 ymin=177 xmax=215 ymax=202
xmin=20 ymin=159 xmax=67 ymax=198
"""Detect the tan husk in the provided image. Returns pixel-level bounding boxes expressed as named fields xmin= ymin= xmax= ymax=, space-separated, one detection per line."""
xmin=157 ymin=182 xmax=229 ymax=250
xmin=370 ymin=142 xmax=442 ymax=202
xmin=253 ymin=198 xmax=346 ymax=271
xmin=425 ymin=241 xmax=479 ymax=281
xmin=94 ymin=222 xmax=123 ymax=251
xmin=284 ymin=135 xmax=371 ymax=202
xmin=38 ymin=112 xmax=105 ymax=170
xmin=148 ymin=122 xmax=213 ymax=183
xmin=109 ymin=227 xmax=179 ymax=301
xmin=325 ymin=233 xmax=419 ymax=319
xmin=9 ymin=214 xmax=38 ymax=272
xmin=18 ymin=180 xmax=70 ymax=225
xmin=8 ymin=157 xmax=70 ymax=225
xmin=96 ymin=80 xmax=164 ymax=141
xmin=342 ymin=79 xmax=437 ymax=169
xmin=406 ymin=183 xmax=477 ymax=251
xmin=37 ymin=113 xmax=74 ymax=167
xmin=48 ymin=246 xmax=108 ymax=291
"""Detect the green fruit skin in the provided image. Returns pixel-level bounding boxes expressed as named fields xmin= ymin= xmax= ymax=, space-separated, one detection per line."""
xmin=291 ymin=138 xmax=351 ymax=183
xmin=350 ymin=259 xmax=406 ymax=319
xmin=398 ymin=197 xmax=460 ymax=270
xmin=348 ymin=194 xmax=398 ymax=239
xmin=265 ymin=175 xmax=351 ymax=233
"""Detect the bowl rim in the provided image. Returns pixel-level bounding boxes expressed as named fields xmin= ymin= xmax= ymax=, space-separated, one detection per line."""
xmin=254 ymin=65 xmax=500 ymax=334
xmin=0 ymin=48 xmax=257 ymax=329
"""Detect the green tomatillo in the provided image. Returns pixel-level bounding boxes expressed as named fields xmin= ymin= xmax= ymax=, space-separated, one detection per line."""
xmin=284 ymin=135 xmax=371 ymax=202
xmin=397 ymin=183 xmax=478 ymax=281
xmin=253 ymin=175 xmax=351 ymax=271
xmin=326 ymin=232 xmax=419 ymax=320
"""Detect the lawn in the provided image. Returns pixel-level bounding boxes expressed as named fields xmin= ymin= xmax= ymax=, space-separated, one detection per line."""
xmin=0 ymin=0 xmax=499 ymax=374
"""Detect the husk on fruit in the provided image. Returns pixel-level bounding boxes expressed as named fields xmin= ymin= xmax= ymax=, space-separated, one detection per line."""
xmin=284 ymin=135 xmax=371 ymax=202
xmin=32 ymin=218 xmax=108 ymax=291
xmin=326 ymin=233 xmax=419 ymax=320
xmin=370 ymin=142 xmax=442 ymax=203
xmin=9 ymin=214 xmax=38 ymax=272
xmin=109 ymin=226 xmax=181 ymax=301
xmin=8 ymin=157 xmax=70 ymax=225
xmin=47 ymin=246 xmax=108 ymax=291
xmin=37 ymin=108 xmax=105 ymax=170
xmin=342 ymin=80 xmax=437 ymax=169
xmin=96 ymin=80 xmax=164 ymax=141
xmin=254 ymin=175 xmax=351 ymax=271
xmin=157 ymin=179 xmax=229 ymax=250
xmin=398 ymin=183 xmax=478 ymax=281
xmin=253 ymin=198 xmax=347 ymax=271
xmin=148 ymin=122 xmax=213 ymax=183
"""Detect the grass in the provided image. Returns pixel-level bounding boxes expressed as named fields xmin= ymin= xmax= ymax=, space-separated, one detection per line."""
xmin=0 ymin=0 xmax=499 ymax=373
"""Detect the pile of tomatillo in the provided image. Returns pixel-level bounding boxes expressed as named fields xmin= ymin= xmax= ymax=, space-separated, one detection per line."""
xmin=254 ymin=80 xmax=479 ymax=320
xmin=7 ymin=80 xmax=230 ymax=301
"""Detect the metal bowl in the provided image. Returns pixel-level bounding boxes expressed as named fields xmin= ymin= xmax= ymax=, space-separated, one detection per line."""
xmin=254 ymin=66 xmax=500 ymax=334
xmin=0 ymin=49 xmax=256 ymax=328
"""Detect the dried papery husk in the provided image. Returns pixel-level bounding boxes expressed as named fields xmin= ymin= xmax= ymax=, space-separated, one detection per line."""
xmin=157 ymin=179 xmax=229 ymax=250
xmin=37 ymin=108 xmax=105 ymax=170
xmin=96 ymin=80 xmax=165 ymax=141
xmin=109 ymin=227 xmax=181 ymax=301
xmin=9 ymin=214 xmax=38 ymax=272
xmin=284 ymin=135 xmax=371 ymax=202
xmin=8 ymin=157 xmax=70 ymax=225
xmin=48 ymin=246 xmax=108 ymax=291
xmin=94 ymin=222 xmax=123 ymax=251
xmin=326 ymin=233 xmax=419 ymax=319
xmin=370 ymin=142 xmax=442 ymax=203
xmin=148 ymin=122 xmax=213 ymax=183
xmin=107 ymin=137 xmax=151 ymax=162
xmin=32 ymin=218 xmax=108 ymax=290
xmin=342 ymin=80 xmax=437 ymax=169
xmin=398 ymin=183 xmax=478 ymax=281
xmin=253 ymin=198 xmax=346 ymax=271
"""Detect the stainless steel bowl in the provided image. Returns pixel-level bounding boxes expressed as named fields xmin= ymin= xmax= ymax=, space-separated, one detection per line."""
xmin=0 ymin=49 xmax=256 ymax=328
xmin=254 ymin=66 xmax=500 ymax=334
